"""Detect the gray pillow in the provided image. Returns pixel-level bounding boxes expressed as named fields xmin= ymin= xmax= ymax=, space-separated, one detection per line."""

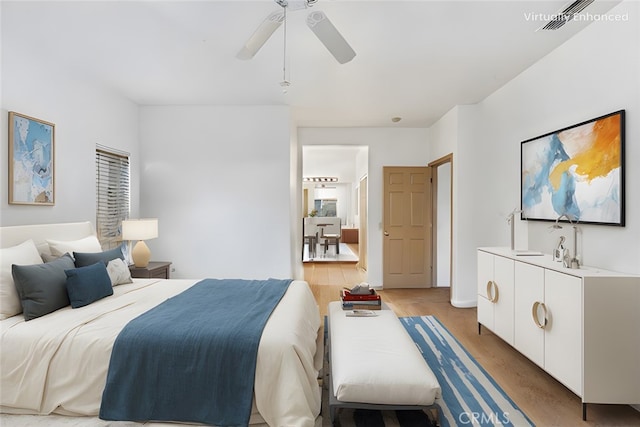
xmin=11 ymin=253 xmax=75 ymax=321
xmin=73 ymin=245 xmax=124 ymax=268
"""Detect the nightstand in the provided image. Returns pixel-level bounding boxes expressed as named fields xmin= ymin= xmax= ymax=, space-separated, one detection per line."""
xmin=129 ymin=261 xmax=172 ymax=279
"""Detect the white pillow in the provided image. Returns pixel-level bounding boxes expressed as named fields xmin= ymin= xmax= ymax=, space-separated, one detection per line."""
xmin=106 ymin=258 xmax=133 ymax=286
xmin=1 ymin=240 xmax=44 ymax=320
xmin=47 ymin=235 xmax=102 ymax=257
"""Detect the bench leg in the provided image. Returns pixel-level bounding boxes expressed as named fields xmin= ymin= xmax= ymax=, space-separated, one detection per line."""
xmin=330 ymin=405 xmax=340 ymax=426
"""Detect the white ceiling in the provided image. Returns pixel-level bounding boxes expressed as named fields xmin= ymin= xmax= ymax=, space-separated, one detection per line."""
xmin=2 ymin=0 xmax=622 ymax=128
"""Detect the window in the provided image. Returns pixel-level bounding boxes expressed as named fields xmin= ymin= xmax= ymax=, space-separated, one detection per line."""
xmin=96 ymin=145 xmax=130 ymax=249
xmin=314 ymin=199 xmax=337 ymax=217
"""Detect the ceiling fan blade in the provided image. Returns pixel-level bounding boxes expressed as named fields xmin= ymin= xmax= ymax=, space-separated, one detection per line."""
xmin=237 ymin=11 xmax=285 ymax=60
xmin=306 ymin=11 xmax=356 ymax=64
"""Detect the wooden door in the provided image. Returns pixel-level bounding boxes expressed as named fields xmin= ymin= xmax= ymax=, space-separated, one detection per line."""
xmin=383 ymin=167 xmax=432 ymax=288
xmin=358 ymin=175 xmax=368 ymax=271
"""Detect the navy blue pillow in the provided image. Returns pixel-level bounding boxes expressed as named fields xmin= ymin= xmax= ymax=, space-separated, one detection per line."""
xmin=73 ymin=245 xmax=124 ymax=268
xmin=65 ymin=262 xmax=114 ymax=308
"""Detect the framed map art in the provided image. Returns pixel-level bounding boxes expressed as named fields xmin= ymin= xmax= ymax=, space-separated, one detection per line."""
xmin=8 ymin=112 xmax=55 ymax=205
xmin=521 ymin=110 xmax=625 ymax=226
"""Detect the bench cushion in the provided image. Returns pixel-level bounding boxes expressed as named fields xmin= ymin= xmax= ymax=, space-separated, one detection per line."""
xmin=328 ymin=301 xmax=441 ymax=405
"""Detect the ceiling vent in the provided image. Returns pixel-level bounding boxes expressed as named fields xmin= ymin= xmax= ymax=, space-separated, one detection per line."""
xmin=539 ymin=0 xmax=595 ymax=30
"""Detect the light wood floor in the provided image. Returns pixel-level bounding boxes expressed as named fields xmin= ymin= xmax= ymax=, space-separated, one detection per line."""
xmin=305 ymin=262 xmax=640 ymax=427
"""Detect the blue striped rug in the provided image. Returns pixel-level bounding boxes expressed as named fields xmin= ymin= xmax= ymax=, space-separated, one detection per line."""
xmin=400 ymin=316 xmax=534 ymax=427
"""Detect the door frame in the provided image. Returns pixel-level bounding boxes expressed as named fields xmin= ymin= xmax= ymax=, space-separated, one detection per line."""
xmin=358 ymin=174 xmax=368 ymax=271
xmin=428 ymin=153 xmax=454 ymax=297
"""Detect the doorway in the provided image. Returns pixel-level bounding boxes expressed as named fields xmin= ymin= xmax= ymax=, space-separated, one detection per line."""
xmin=301 ymin=146 xmax=368 ymax=271
xmin=429 ymin=154 xmax=453 ymax=293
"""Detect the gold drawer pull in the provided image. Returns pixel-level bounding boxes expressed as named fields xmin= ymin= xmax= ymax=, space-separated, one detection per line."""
xmin=486 ymin=280 xmax=499 ymax=303
xmin=532 ymin=301 xmax=548 ymax=329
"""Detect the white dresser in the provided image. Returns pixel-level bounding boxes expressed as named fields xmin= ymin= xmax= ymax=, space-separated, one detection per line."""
xmin=477 ymin=247 xmax=640 ymax=420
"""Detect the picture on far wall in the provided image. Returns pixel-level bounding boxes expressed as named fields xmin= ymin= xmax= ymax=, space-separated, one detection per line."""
xmin=521 ymin=109 xmax=625 ymax=226
xmin=8 ymin=112 xmax=55 ymax=205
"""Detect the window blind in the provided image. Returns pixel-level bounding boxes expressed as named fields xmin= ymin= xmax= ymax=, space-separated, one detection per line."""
xmin=96 ymin=145 xmax=130 ymax=249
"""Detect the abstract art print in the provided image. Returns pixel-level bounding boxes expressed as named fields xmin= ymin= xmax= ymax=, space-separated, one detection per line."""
xmin=8 ymin=112 xmax=55 ymax=205
xmin=521 ymin=110 xmax=624 ymax=226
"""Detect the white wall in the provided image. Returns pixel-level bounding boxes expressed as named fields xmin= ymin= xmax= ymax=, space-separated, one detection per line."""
xmin=428 ymin=107 xmax=463 ymax=302
xmin=290 ymin=118 xmax=303 ymax=280
xmin=299 ymin=127 xmax=430 ymax=287
xmin=429 ymin=0 xmax=640 ymax=306
xmin=354 ymin=147 xmax=369 ymax=230
xmin=0 ymin=26 xmax=140 ymax=227
xmin=428 ymin=105 xmax=481 ymax=305
xmin=436 ymin=161 xmax=451 ymax=287
xmin=139 ymin=106 xmax=295 ymax=280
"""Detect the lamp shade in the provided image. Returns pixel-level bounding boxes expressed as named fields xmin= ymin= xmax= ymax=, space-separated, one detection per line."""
xmin=122 ymin=219 xmax=158 ymax=241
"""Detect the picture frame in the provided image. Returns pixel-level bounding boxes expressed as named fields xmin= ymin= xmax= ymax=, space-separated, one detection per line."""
xmin=521 ymin=110 xmax=625 ymax=226
xmin=8 ymin=112 xmax=55 ymax=205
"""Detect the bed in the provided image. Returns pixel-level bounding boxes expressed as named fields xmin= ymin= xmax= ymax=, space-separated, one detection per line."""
xmin=0 ymin=222 xmax=323 ymax=427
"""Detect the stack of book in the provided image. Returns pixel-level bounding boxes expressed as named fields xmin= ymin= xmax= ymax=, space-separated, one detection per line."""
xmin=341 ymin=288 xmax=381 ymax=310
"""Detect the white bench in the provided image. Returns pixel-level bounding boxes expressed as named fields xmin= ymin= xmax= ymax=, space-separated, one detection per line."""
xmin=327 ymin=301 xmax=441 ymax=424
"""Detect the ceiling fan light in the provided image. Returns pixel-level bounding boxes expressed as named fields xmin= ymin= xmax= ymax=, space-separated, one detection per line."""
xmin=306 ymin=11 xmax=356 ymax=64
xmin=237 ymin=11 xmax=285 ymax=60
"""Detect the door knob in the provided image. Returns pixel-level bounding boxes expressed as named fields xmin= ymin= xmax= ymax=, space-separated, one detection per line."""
xmin=384 ymin=231 xmax=389 ymax=236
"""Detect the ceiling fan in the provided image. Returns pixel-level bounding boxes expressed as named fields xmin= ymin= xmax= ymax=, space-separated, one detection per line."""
xmin=236 ymin=0 xmax=356 ymax=64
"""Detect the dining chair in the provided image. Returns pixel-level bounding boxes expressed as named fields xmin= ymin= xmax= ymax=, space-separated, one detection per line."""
xmin=319 ymin=218 xmax=340 ymax=256
xmin=303 ymin=218 xmax=318 ymax=259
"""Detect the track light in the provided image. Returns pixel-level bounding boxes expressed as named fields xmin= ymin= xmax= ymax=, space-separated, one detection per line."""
xmin=303 ymin=177 xmax=338 ymax=183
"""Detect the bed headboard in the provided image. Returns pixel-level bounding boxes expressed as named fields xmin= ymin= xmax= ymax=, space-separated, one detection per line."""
xmin=0 ymin=222 xmax=95 ymax=253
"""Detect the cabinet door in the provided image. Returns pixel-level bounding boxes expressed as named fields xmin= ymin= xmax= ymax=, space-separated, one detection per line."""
xmin=477 ymin=251 xmax=494 ymax=329
xmin=514 ymin=262 xmax=544 ymax=367
xmin=493 ymin=256 xmax=514 ymax=345
xmin=544 ymin=269 xmax=582 ymax=395
xmin=477 ymin=251 xmax=494 ymax=297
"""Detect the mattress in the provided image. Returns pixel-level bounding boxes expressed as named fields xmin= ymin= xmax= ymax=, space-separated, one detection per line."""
xmin=1 ymin=278 xmax=322 ymax=427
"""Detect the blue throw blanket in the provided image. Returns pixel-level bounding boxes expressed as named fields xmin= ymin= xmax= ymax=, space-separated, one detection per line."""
xmin=99 ymin=278 xmax=291 ymax=426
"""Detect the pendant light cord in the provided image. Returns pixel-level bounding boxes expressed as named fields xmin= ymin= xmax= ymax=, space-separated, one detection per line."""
xmin=282 ymin=6 xmax=288 ymax=83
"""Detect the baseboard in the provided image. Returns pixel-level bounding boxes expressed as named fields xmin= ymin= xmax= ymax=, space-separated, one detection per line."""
xmin=450 ymin=298 xmax=477 ymax=308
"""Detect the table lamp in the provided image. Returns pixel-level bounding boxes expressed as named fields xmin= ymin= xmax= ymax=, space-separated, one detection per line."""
xmin=122 ymin=218 xmax=158 ymax=267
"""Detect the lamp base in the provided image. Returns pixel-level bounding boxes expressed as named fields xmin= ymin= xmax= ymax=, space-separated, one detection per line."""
xmin=131 ymin=240 xmax=151 ymax=268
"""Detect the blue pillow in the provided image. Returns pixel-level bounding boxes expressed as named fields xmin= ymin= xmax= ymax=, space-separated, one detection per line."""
xmin=65 ymin=262 xmax=114 ymax=308
xmin=12 ymin=253 xmax=75 ymax=321
xmin=73 ymin=245 xmax=124 ymax=268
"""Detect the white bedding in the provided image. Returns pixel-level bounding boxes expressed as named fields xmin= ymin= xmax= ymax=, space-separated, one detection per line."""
xmin=1 ymin=278 xmax=322 ymax=427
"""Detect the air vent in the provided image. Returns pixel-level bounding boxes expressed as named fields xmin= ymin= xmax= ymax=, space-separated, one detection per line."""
xmin=539 ymin=0 xmax=595 ymax=30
